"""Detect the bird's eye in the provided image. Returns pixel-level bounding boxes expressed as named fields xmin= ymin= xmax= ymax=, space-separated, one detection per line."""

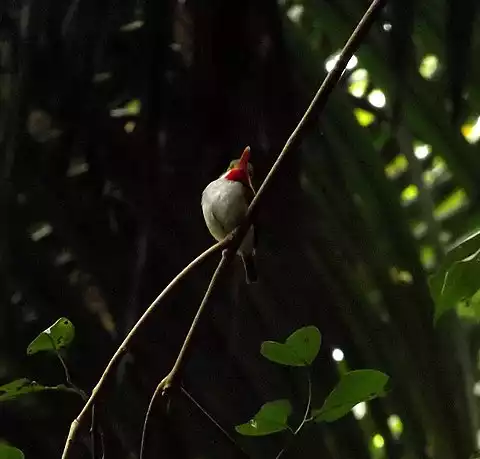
xmin=227 ymin=158 xmax=253 ymax=176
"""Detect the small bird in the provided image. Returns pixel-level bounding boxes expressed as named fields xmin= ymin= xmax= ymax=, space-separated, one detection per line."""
xmin=201 ymin=146 xmax=257 ymax=283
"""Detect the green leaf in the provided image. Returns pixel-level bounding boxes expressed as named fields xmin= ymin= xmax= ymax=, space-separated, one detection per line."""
xmin=235 ymin=399 xmax=292 ymax=436
xmin=430 ymin=230 xmax=480 ymax=293
xmin=0 ymin=378 xmax=52 ymax=402
xmin=0 ymin=379 xmax=74 ymax=402
xmin=430 ymin=230 xmax=480 ymax=322
xmin=27 ymin=317 xmax=75 ymax=355
xmin=260 ymin=326 xmax=321 ymax=366
xmin=432 ymin=249 xmax=480 ymax=322
xmin=0 ymin=444 xmax=25 ymax=459
xmin=457 ymin=289 xmax=480 ymax=321
xmin=313 ymin=370 xmax=389 ymax=423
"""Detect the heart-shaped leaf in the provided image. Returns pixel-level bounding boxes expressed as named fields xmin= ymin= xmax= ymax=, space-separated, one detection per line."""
xmin=313 ymin=370 xmax=389 ymax=423
xmin=27 ymin=317 xmax=75 ymax=355
xmin=235 ymin=399 xmax=292 ymax=436
xmin=0 ymin=444 xmax=24 ymax=459
xmin=260 ymin=326 xmax=321 ymax=366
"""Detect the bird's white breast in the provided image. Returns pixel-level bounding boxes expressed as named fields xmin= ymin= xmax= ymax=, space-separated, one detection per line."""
xmin=201 ymin=178 xmax=254 ymax=254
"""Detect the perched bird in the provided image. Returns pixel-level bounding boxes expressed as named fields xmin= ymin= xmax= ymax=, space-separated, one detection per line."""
xmin=201 ymin=146 xmax=257 ymax=283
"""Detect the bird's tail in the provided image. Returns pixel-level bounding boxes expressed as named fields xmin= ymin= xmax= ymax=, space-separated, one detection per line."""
xmin=240 ymin=253 xmax=258 ymax=284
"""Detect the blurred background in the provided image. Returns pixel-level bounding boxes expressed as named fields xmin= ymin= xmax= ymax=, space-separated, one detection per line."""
xmin=1 ymin=0 xmax=480 ymax=458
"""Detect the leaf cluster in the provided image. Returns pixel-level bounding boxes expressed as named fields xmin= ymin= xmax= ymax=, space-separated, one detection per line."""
xmin=235 ymin=326 xmax=389 ymax=437
xmin=0 ymin=318 xmax=78 ymax=458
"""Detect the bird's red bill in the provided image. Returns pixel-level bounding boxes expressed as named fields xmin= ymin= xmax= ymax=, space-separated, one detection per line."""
xmin=239 ymin=146 xmax=251 ymax=170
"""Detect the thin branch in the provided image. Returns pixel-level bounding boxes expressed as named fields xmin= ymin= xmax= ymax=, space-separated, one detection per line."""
xmin=46 ymin=333 xmax=88 ymax=401
xmin=140 ymin=383 xmax=254 ymax=459
xmin=244 ymin=0 xmax=387 ymax=227
xmin=55 ymin=345 xmax=100 ymax=459
xmin=295 ymin=372 xmax=312 ymax=435
xmin=140 ymin=255 xmax=228 ymax=457
xmin=59 ymin=354 xmax=88 ymax=399
xmin=49 ymin=334 xmax=101 ymax=459
xmin=139 ymin=378 xmax=164 ymax=459
xmin=180 ymin=385 xmax=252 ymax=458
xmin=90 ymin=405 xmax=97 ymax=459
xmin=61 ymin=1 xmax=386 ymax=456
xmin=275 ymin=372 xmax=313 ymax=459
xmin=61 ymin=240 xmax=227 ymax=459
xmin=156 ymin=252 xmax=228 ymax=392
xmin=89 ymin=404 xmax=106 ymax=459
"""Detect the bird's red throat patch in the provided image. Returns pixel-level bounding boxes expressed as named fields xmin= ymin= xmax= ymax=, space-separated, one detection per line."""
xmin=224 ymin=146 xmax=252 ymax=187
xmin=225 ymin=167 xmax=249 ymax=184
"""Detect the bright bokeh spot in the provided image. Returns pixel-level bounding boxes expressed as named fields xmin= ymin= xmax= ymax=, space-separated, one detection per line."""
xmin=440 ymin=231 xmax=452 ymax=244
xmin=412 ymin=221 xmax=428 ymax=239
xmin=125 ymin=99 xmax=141 ymax=115
xmin=30 ymin=222 xmax=53 ymax=242
xmin=124 ymin=121 xmax=136 ymax=133
xmin=389 ymin=267 xmax=413 ymax=284
xmin=354 ymin=108 xmax=375 ymax=127
xmin=352 ymin=402 xmax=367 ymax=420
xmin=286 ymin=5 xmax=304 ymax=23
xmin=401 ymin=184 xmax=418 ymax=204
xmin=368 ymin=89 xmax=386 ymax=108
xmin=332 ymin=348 xmax=344 ymax=362
xmin=385 ymin=155 xmax=408 ymax=179
xmin=348 ymin=68 xmax=369 ymax=98
xmin=398 ymin=270 xmax=413 ymax=284
xmin=473 ymin=381 xmax=480 ymax=396
xmin=414 ymin=143 xmax=432 ymax=160
xmin=110 ymin=99 xmax=141 ymax=118
xmin=387 ymin=415 xmax=404 ymax=438
xmin=461 ymin=116 xmax=480 ymax=144
xmin=372 ymin=434 xmax=385 ymax=449
xmin=434 ymin=188 xmax=468 ymax=220
xmin=325 ymin=52 xmax=358 ymax=73
xmin=419 ymin=54 xmax=439 ymax=79
xmin=120 ymin=20 xmax=144 ymax=32
xmin=383 ymin=22 xmax=392 ymax=31
xmin=420 ymin=246 xmax=436 ymax=269
xmin=423 ymin=156 xmax=448 ymax=187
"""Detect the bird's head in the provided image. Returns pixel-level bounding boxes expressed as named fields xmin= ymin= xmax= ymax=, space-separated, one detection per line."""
xmin=223 ymin=146 xmax=254 ymax=188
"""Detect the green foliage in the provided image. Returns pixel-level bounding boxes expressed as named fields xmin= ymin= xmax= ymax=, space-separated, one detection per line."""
xmin=0 ymin=444 xmax=25 ymax=459
xmin=27 ymin=318 xmax=75 ymax=355
xmin=312 ymin=370 xmax=389 ymax=422
xmin=0 ymin=318 xmax=80 ymax=407
xmin=433 ymin=250 xmax=480 ymax=322
xmin=430 ymin=230 xmax=480 ymax=322
xmin=235 ymin=400 xmax=292 ymax=436
xmin=236 ymin=326 xmax=389 ymax=442
xmin=260 ymin=326 xmax=321 ymax=366
xmin=0 ymin=378 xmax=70 ymax=402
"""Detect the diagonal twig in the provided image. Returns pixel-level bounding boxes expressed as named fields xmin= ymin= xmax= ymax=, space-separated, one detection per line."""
xmin=275 ymin=371 xmax=313 ymax=459
xmin=139 ymin=254 xmax=228 ymax=458
xmin=61 ymin=240 xmax=227 ymax=458
xmin=61 ymin=1 xmax=386 ymax=457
